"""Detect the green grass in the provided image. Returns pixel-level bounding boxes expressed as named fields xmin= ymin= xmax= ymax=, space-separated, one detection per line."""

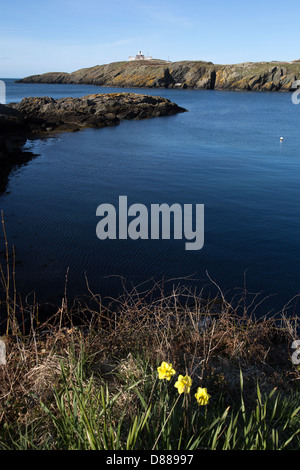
xmin=1 ymin=347 xmax=299 ymax=450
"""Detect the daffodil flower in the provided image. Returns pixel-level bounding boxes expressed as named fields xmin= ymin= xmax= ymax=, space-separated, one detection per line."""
xmin=195 ymin=387 xmax=211 ymax=405
xmin=157 ymin=361 xmax=176 ymax=381
xmin=174 ymin=375 xmax=192 ymax=394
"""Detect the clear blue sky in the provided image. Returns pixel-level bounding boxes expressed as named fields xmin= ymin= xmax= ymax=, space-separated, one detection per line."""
xmin=1 ymin=0 xmax=299 ymax=77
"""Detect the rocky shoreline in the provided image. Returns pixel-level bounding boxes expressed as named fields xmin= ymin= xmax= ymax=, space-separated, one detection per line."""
xmin=0 ymin=92 xmax=186 ymax=192
xmin=17 ymin=59 xmax=300 ymax=92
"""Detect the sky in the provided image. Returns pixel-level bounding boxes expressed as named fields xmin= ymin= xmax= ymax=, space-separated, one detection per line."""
xmin=1 ymin=0 xmax=300 ymax=77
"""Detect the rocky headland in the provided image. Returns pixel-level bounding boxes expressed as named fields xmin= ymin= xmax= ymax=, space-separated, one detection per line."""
xmin=17 ymin=59 xmax=300 ymax=91
xmin=0 ymin=92 xmax=186 ymax=191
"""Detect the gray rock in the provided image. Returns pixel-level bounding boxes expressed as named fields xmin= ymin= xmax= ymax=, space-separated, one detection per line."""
xmin=10 ymin=92 xmax=187 ymax=133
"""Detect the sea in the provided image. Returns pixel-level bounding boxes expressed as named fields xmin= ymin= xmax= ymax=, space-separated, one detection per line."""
xmin=0 ymin=78 xmax=299 ymax=317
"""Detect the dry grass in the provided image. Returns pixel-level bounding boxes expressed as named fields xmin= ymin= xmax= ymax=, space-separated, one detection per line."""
xmin=0 ymin=279 xmax=299 ymax=433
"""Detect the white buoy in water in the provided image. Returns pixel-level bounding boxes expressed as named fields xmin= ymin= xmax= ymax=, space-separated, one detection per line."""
xmin=280 ymin=137 xmax=284 ymax=142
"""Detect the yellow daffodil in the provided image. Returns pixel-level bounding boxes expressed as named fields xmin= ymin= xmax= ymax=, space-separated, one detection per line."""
xmin=174 ymin=375 xmax=192 ymax=394
xmin=157 ymin=361 xmax=176 ymax=381
xmin=195 ymin=387 xmax=211 ymax=406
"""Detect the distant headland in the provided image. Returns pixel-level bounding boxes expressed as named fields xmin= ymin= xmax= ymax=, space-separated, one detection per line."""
xmin=17 ymin=58 xmax=300 ymax=92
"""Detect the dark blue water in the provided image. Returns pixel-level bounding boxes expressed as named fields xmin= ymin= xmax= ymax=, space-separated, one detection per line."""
xmin=1 ymin=79 xmax=300 ymax=315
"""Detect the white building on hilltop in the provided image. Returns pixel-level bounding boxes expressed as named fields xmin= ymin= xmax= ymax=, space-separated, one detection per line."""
xmin=129 ymin=51 xmax=152 ymax=61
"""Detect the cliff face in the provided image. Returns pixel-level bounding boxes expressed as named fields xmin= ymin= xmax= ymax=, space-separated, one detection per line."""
xmin=18 ymin=60 xmax=300 ymax=91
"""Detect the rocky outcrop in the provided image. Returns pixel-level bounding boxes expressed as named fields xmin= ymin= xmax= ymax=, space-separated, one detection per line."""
xmin=0 ymin=104 xmax=34 ymax=193
xmin=10 ymin=92 xmax=187 ymax=133
xmin=0 ymin=104 xmax=25 ymax=133
xmin=0 ymin=104 xmax=28 ymax=158
xmin=0 ymin=93 xmax=186 ymax=190
xmin=17 ymin=60 xmax=300 ymax=92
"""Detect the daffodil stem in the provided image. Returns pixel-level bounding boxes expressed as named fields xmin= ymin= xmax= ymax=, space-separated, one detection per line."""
xmin=152 ymin=394 xmax=181 ymax=450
